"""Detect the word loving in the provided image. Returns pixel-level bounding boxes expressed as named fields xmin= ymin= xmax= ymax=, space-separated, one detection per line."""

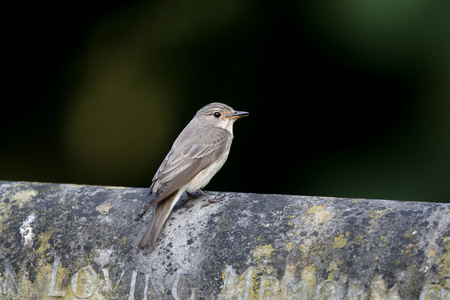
xmin=1 ymin=258 xmax=449 ymax=299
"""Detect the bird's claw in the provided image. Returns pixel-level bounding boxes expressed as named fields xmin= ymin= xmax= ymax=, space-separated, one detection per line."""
xmin=201 ymin=195 xmax=225 ymax=208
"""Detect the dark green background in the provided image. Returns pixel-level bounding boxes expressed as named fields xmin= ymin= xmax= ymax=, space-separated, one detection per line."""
xmin=2 ymin=1 xmax=450 ymax=202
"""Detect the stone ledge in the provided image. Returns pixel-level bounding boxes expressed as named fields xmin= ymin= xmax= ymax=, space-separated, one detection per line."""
xmin=1 ymin=180 xmax=450 ymax=299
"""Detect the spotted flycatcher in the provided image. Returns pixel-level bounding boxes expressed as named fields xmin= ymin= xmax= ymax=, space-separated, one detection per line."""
xmin=137 ymin=102 xmax=248 ymax=252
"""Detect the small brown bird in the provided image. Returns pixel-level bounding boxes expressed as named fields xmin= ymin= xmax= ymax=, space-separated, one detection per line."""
xmin=137 ymin=102 xmax=248 ymax=252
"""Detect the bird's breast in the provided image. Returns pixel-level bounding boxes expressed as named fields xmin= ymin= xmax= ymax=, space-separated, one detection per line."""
xmin=185 ymin=150 xmax=231 ymax=191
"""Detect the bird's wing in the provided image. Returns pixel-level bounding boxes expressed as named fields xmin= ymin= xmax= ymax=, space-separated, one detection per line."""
xmin=146 ymin=127 xmax=230 ymax=206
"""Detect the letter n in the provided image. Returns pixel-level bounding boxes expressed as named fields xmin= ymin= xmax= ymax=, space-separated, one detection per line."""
xmin=2 ymin=262 xmax=24 ymax=296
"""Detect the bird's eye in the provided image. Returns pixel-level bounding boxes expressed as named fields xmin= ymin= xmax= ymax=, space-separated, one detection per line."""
xmin=213 ymin=112 xmax=221 ymax=118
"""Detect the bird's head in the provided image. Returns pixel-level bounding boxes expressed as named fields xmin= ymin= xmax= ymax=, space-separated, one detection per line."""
xmin=195 ymin=102 xmax=248 ymax=132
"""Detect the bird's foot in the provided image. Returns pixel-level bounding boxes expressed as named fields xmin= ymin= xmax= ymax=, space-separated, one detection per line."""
xmin=201 ymin=196 xmax=225 ymax=208
xmin=198 ymin=189 xmax=225 ymax=208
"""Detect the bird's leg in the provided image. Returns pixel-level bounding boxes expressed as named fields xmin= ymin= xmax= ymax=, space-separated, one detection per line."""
xmin=182 ymin=191 xmax=198 ymax=204
xmin=199 ymin=189 xmax=225 ymax=208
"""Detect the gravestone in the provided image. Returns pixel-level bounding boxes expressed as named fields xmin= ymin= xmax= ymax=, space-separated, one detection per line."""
xmin=1 ymin=180 xmax=450 ymax=299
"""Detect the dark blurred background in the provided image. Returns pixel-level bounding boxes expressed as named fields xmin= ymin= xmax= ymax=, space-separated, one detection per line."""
xmin=2 ymin=0 xmax=450 ymax=202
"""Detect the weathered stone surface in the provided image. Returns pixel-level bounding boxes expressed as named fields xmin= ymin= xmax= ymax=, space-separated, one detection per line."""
xmin=1 ymin=180 xmax=450 ymax=299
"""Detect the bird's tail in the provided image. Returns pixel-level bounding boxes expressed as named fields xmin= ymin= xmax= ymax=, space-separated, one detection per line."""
xmin=137 ymin=191 xmax=181 ymax=252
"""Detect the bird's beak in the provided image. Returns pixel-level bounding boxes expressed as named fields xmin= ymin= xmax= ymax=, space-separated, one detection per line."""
xmin=226 ymin=110 xmax=249 ymax=119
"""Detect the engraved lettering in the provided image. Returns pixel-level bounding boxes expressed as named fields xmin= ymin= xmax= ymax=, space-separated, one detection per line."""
xmin=102 ymin=268 xmax=124 ymax=298
xmin=48 ymin=257 xmax=67 ymax=297
xmin=71 ymin=266 xmax=98 ymax=299
xmin=147 ymin=272 xmax=163 ymax=300
xmin=172 ymin=273 xmax=197 ymax=300
xmin=369 ymin=275 xmax=400 ymax=299
xmin=4 ymin=257 xmax=449 ymax=299
xmin=283 ymin=279 xmax=308 ymax=299
xmin=419 ymin=284 xmax=448 ymax=300
xmin=244 ymin=267 xmax=254 ymax=300
xmin=128 ymin=270 xmax=137 ymax=300
xmin=142 ymin=273 xmax=150 ymax=300
xmin=347 ymin=280 xmax=366 ymax=300
xmin=258 ymin=276 xmax=279 ymax=299
xmin=2 ymin=262 xmax=24 ymax=296
xmin=315 ymin=280 xmax=341 ymax=300
xmin=221 ymin=265 xmax=254 ymax=300
xmin=222 ymin=265 xmax=238 ymax=292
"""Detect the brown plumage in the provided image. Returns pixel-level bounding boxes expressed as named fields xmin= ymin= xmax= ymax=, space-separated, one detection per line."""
xmin=137 ymin=102 xmax=248 ymax=252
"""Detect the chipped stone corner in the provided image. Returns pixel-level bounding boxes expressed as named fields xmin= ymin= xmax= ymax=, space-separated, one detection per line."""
xmin=20 ymin=213 xmax=36 ymax=248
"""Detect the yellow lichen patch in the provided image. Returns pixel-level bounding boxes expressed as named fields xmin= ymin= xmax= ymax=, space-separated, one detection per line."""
xmin=302 ymin=265 xmax=317 ymax=281
xmin=333 ymin=234 xmax=347 ymax=249
xmin=310 ymin=242 xmax=324 ymax=256
xmin=96 ymin=203 xmax=113 ymax=214
xmin=428 ymin=248 xmax=437 ymax=258
xmin=404 ymin=244 xmax=418 ymax=256
xmin=253 ymin=244 xmax=275 ymax=262
xmin=253 ymin=244 xmax=276 ymax=276
xmin=35 ymin=230 xmax=54 ymax=254
xmin=306 ymin=205 xmax=327 ymax=215
xmin=0 ymin=189 xmax=39 ymax=228
xmin=298 ymin=241 xmax=311 ymax=259
xmin=19 ymin=258 xmax=71 ymax=299
xmin=353 ymin=234 xmax=366 ymax=245
xmin=2 ymin=189 xmax=37 ymax=212
xmin=327 ymin=261 xmax=339 ymax=280
xmin=436 ymin=241 xmax=450 ymax=279
xmin=10 ymin=189 xmax=38 ymax=203
xmin=25 ymin=260 xmax=53 ymax=298
xmin=284 ymin=264 xmax=296 ymax=278
xmin=366 ymin=209 xmax=387 ymax=235
xmin=284 ymin=242 xmax=295 ymax=252
xmin=369 ymin=275 xmax=400 ymax=299
xmin=297 ymin=239 xmax=325 ymax=261
xmin=304 ymin=205 xmax=332 ymax=225
xmin=72 ymin=266 xmax=101 ymax=298
xmin=314 ymin=211 xmax=331 ymax=224
xmin=220 ymin=266 xmax=259 ymax=300
xmin=285 ymin=213 xmax=299 ymax=227
xmin=367 ymin=209 xmax=387 ymax=224
xmin=301 ymin=265 xmax=317 ymax=295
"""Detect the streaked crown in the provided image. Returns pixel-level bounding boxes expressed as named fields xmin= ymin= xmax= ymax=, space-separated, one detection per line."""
xmin=196 ymin=102 xmax=234 ymax=117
